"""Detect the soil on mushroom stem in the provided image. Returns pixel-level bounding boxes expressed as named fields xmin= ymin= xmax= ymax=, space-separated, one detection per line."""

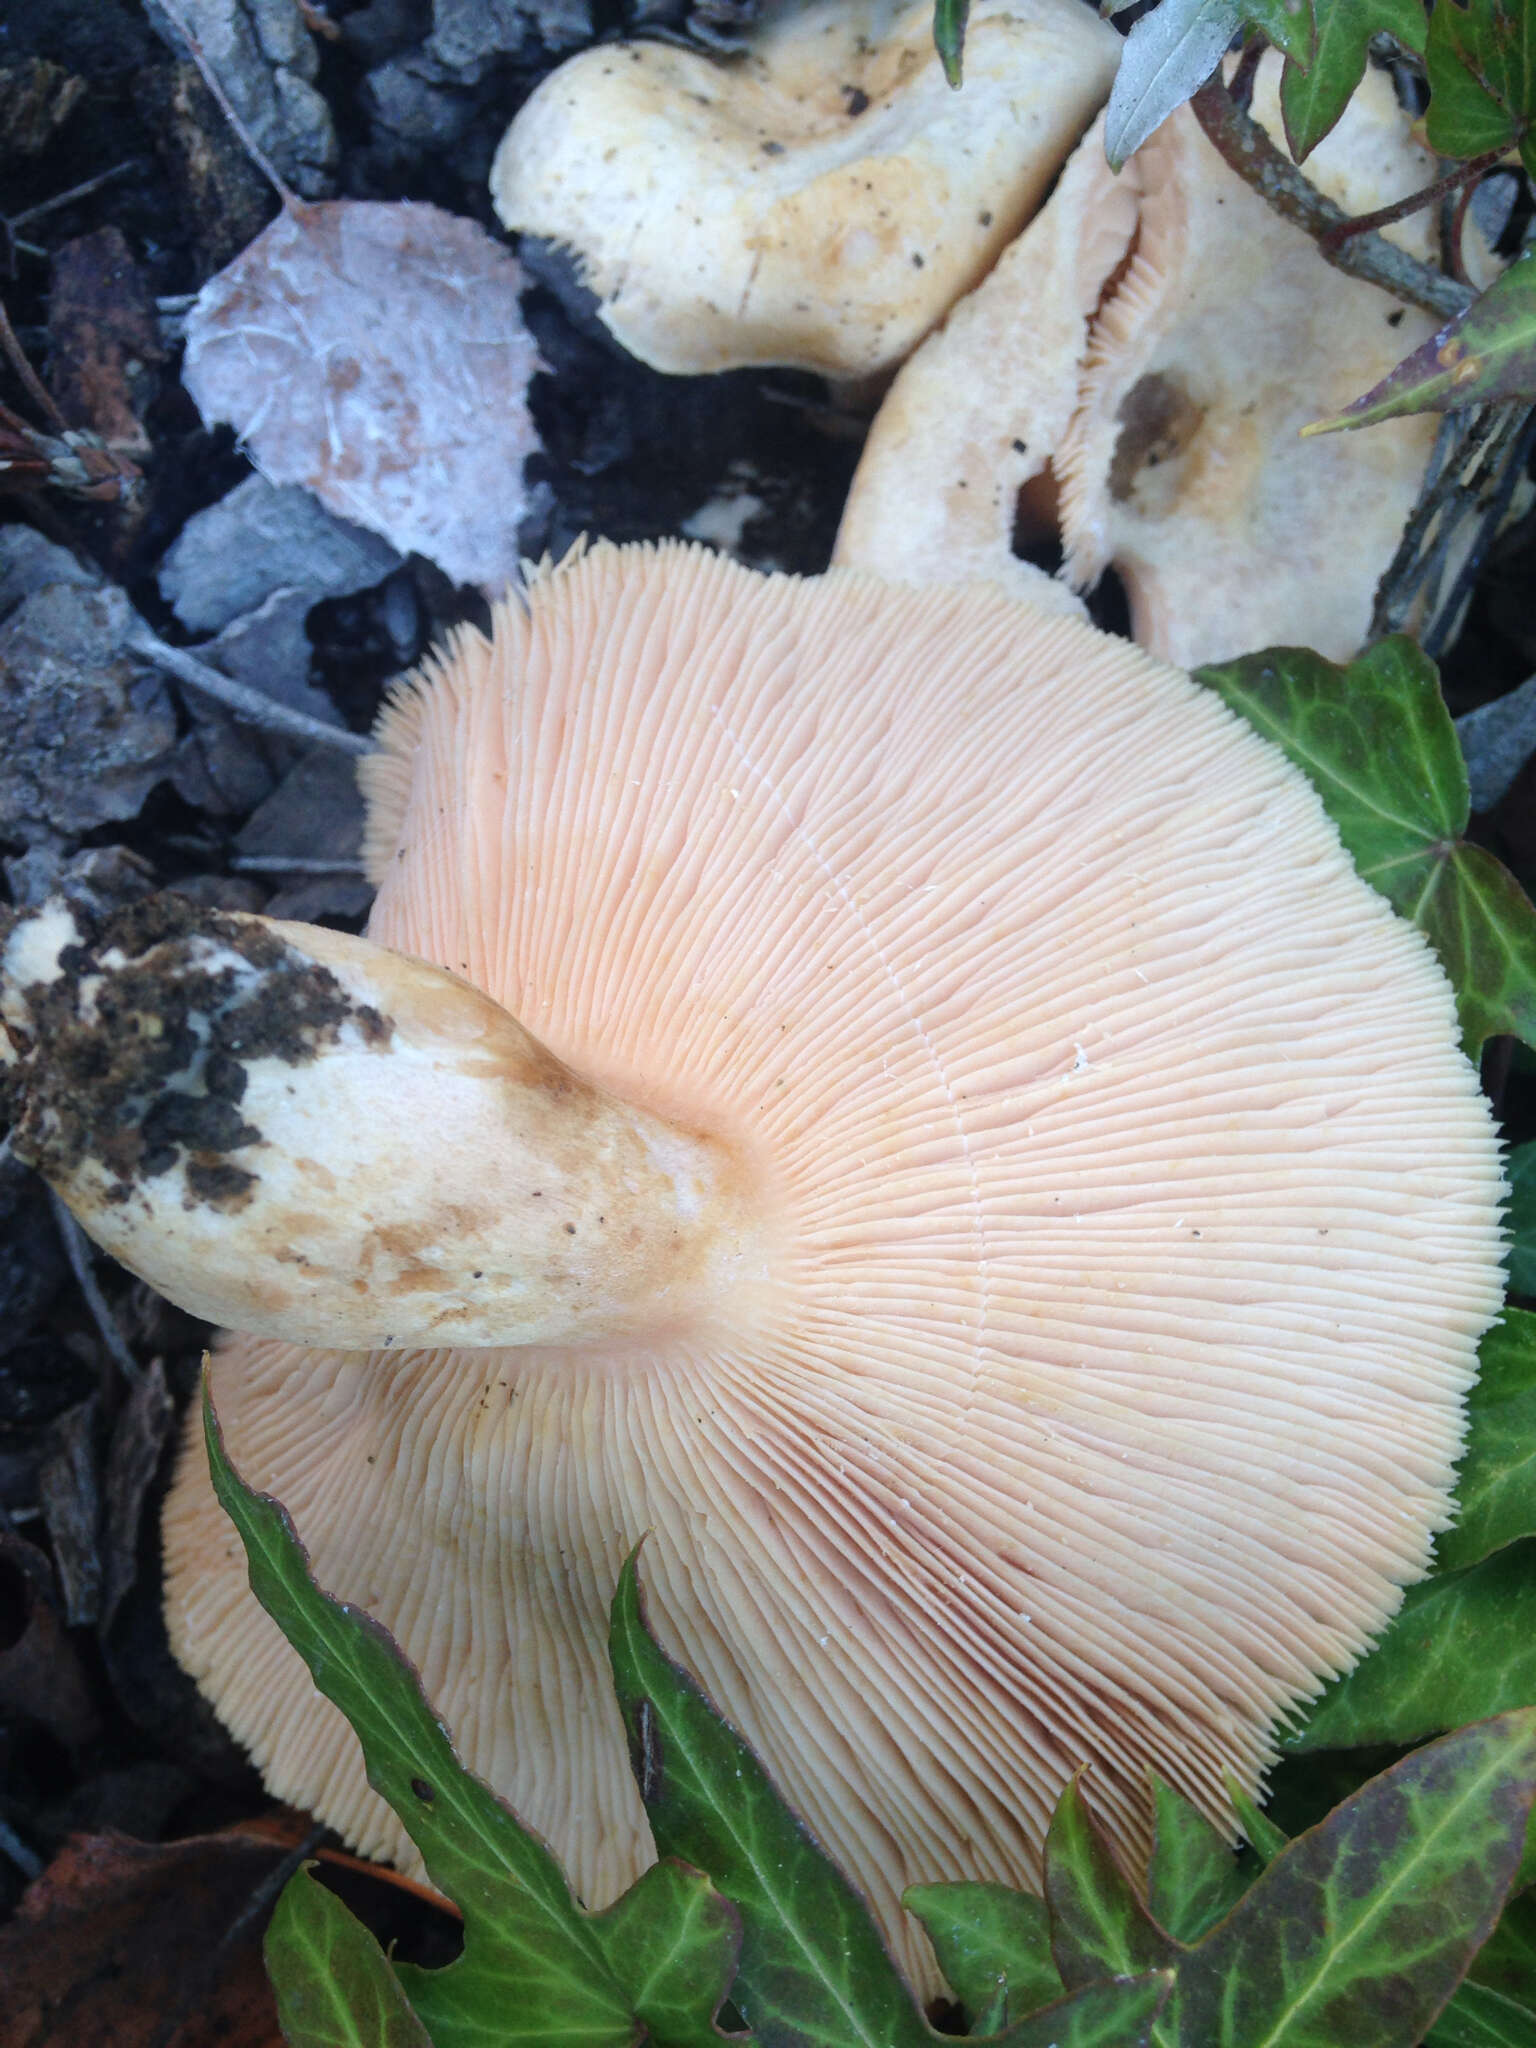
xmin=2 ymin=0 xmax=1536 ymax=2036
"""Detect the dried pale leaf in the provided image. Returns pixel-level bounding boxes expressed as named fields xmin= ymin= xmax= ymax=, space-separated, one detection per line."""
xmin=1104 ymin=0 xmax=1244 ymax=168
xmin=183 ymin=201 xmax=543 ymax=596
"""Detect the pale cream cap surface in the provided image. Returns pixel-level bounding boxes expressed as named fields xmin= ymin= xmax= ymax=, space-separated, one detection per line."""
xmin=166 ymin=542 xmax=1503 ymax=1991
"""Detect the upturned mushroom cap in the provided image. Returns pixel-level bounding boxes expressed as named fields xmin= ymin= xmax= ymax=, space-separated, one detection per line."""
xmin=837 ymin=61 xmax=1449 ymax=664
xmin=488 ymin=0 xmax=1120 ymax=378
xmin=145 ymin=542 xmax=1503 ymax=1992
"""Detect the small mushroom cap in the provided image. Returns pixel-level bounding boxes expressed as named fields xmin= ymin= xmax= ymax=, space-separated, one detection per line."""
xmin=488 ymin=0 xmax=1119 ymax=378
xmin=166 ymin=543 xmax=1502 ymax=1993
xmin=833 ymin=107 xmax=1136 ymax=605
xmin=1056 ymin=60 xmax=1444 ymax=665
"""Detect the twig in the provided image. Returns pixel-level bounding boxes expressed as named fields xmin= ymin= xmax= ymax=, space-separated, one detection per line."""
xmin=1321 ymin=147 xmax=1507 ymax=251
xmin=155 ymin=0 xmax=300 ymax=213
xmin=49 ymin=1191 xmax=143 ymax=1388
xmin=0 ymin=294 xmax=66 ymax=431
xmin=1421 ymin=406 xmax=1536 ymax=658
xmin=9 ymin=163 xmax=139 ymax=231
xmin=126 ymin=624 xmax=373 ymax=756
xmin=231 ymin=854 xmax=365 ymax=874
xmin=0 ymin=1815 xmax=42 ymax=1883
xmin=1188 ymin=73 xmax=1475 ymax=322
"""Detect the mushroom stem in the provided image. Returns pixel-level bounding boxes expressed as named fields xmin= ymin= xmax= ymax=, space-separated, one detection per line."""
xmin=1 ymin=896 xmax=764 ymax=1349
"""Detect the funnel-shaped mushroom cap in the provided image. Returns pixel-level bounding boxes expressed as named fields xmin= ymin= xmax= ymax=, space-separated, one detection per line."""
xmin=488 ymin=0 xmax=1119 ymax=378
xmin=1057 ymin=59 xmax=1443 ymax=665
xmin=165 ymin=543 xmax=1502 ymax=1991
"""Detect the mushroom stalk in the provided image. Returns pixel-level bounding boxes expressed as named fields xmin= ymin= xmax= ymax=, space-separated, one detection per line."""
xmin=1 ymin=897 xmax=764 ymax=1349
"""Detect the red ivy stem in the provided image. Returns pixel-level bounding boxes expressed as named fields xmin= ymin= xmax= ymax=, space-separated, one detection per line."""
xmin=1188 ymin=72 xmax=1474 ymax=322
xmin=1321 ymin=146 xmax=1509 ymax=250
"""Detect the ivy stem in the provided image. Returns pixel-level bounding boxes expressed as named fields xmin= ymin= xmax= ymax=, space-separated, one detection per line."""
xmin=1187 ymin=72 xmax=1474 ymax=321
xmin=1320 ymin=147 xmax=1509 ymax=251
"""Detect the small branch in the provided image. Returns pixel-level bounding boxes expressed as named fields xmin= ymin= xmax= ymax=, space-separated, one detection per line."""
xmin=48 ymin=1192 xmax=143 ymax=1387
xmin=126 ymin=624 xmax=373 ymax=756
xmin=156 ymin=0 xmax=300 ymax=213
xmin=1189 ymin=74 xmax=1474 ymax=322
xmin=0 ymin=294 xmax=66 ymax=432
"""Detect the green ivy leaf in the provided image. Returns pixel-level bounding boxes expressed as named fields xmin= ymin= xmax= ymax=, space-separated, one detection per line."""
xmin=1289 ymin=1542 xmax=1536 ymax=1751
xmin=1281 ymin=0 xmax=1427 ymax=160
xmin=1509 ymin=1142 xmax=1536 ymax=1295
xmin=1426 ymin=0 xmax=1536 ymax=176
xmin=902 ymin=1883 xmax=1061 ymax=2029
xmin=1225 ymin=1781 xmax=1289 ymax=1866
xmin=594 ymin=1861 xmax=745 ymax=2048
xmin=266 ymin=1865 xmax=434 ymax=2048
xmin=1426 ymin=1978 xmax=1536 ymax=2046
xmin=1438 ymin=1311 xmax=1536 ymax=1572
xmin=1177 ymin=1713 xmax=1536 ymax=2046
xmin=932 ymin=0 xmax=969 ymax=87
xmin=607 ymin=1549 xmax=930 ymax=2048
xmin=973 ymin=1973 xmax=1175 ymax=2047
xmin=203 ymin=1380 xmax=636 ymax=2048
xmin=1306 ymin=255 xmax=1536 ymax=432
xmin=1239 ymin=0 xmax=1317 ymax=61
xmin=1145 ymin=1778 xmax=1252 ymax=1942
xmin=1195 ymin=637 xmax=1536 ymax=1054
xmin=1468 ymin=1889 xmax=1536 ymax=2002
xmin=1044 ymin=1777 xmax=1180 ymax=1998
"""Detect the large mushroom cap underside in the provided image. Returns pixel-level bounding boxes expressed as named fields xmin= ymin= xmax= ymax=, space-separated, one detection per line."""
xmin=166 ymin=543 xmax=1502 ymax=1990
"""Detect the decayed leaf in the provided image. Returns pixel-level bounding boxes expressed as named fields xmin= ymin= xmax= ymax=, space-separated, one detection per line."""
xmin=1103 ymin=0 xmax=1246 ymax=169
xmin=1308 ymin=254 xmax=1536 ymax=432
xmin=902 ymin=1883 xmax=1062 ymax=2028
xmin=1145 ymin=1778 xmax=1251 ymax=1942
xmin=182 ymin=200 xmax=543 ymax=595
xmin=1426 ymin=0 xmax=1536 ymax=174
xmin=1281 ymin=0 xmax=1427 ymax=159
xmin=1290 ymin=1545 xmax=1536 ymax=1750
xmin=1195 ymin=636 xmax=1536 ymax=1053
xmin=1178 ymin=1713 xmax=1536 ymax=2045
xmin=0 ymin=1829 xmax=289 ymax=2048
xmin=1438 ymin=1311 xmax=1536 ymax=1572
xmin=266 ymin=1867 xmax=433 ymax=2048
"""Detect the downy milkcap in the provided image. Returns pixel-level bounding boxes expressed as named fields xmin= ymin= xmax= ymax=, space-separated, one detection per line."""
xmin=1 ymin=544 xmax=1504 ymax=1992
xmin=489 ymin=0 xmax=1120 ymax=378
xmin=836 ymin=61 xmax=1450 ymax=665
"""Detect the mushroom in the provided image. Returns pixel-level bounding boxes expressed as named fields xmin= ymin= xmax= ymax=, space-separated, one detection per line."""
xmin=836 ymin=61 xmax=1449 ymax=665
xmin=2 ymin=544 xmax=1503 ymax=1992
xmin=488 ymin=0 xmax=1120 ymax=378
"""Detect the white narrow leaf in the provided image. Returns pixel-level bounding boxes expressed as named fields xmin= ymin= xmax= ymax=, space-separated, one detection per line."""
xmin=1104 ymin=0 xmax=1243 ymax=168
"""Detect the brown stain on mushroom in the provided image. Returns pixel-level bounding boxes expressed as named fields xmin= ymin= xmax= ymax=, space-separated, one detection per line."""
xmin=1107 ymin=372 xmax=1205 ymax=505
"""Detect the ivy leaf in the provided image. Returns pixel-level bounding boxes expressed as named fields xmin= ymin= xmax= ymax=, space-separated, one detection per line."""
xmin=1508 ymin=1142 xmax=1536 ymax=1295
xmin=1281 ymin=0 xmax=1427 ymax=159
xmin=594 ymin=1861 xmax=746 ymax=2048
xmin=1044 ymin=1776 xmax=1181 ymax=1995
xmin=202 ymin=1379 xmax=637 ymax=2048
xmin=1426 ymin=1978 xmax=1536 ymax=2046
xmin=932 ymin=0 xmax=970 ymax=87
xmin=1438 ymin=1310 xmax=1536 ymax=1572
xmin=1289 ymin=1542 xmax=1536 ymax=1750
xmin=1178 ymin=1713 xmax=1536 ymax=2046
xmin=1104 ymin=0 xmax=1246 ymax=169
xmin=1468 ymin=1889 xmax=1536 ymax=2002
xmin=1306 ymin=254 xmax=1536 ymax=432
xmin=902 ymin=1883 xmax=1061 ymax=2028
xmin=607 ymin=1549 xmax=931 ymax=2048
xmin=972 ymin=1973 xmax=1175 ymax=2047
xmin=1145 ymin=1777 xmax=1252 ymax=1942
xmin=1195 ymin=637 xmax=1536 ymax=1054
xmin=1426 ymin=0 xmax=1536 ymax=176
xmin=266 ymin=1865 xmax=435 ymax=2048
xmin=1226 ymin=1780 xmax=1289 ymax=1865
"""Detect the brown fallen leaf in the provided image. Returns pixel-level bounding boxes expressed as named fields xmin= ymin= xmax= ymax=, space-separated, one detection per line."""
xmin=48 ymin=228 xmax=165 ymax=459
